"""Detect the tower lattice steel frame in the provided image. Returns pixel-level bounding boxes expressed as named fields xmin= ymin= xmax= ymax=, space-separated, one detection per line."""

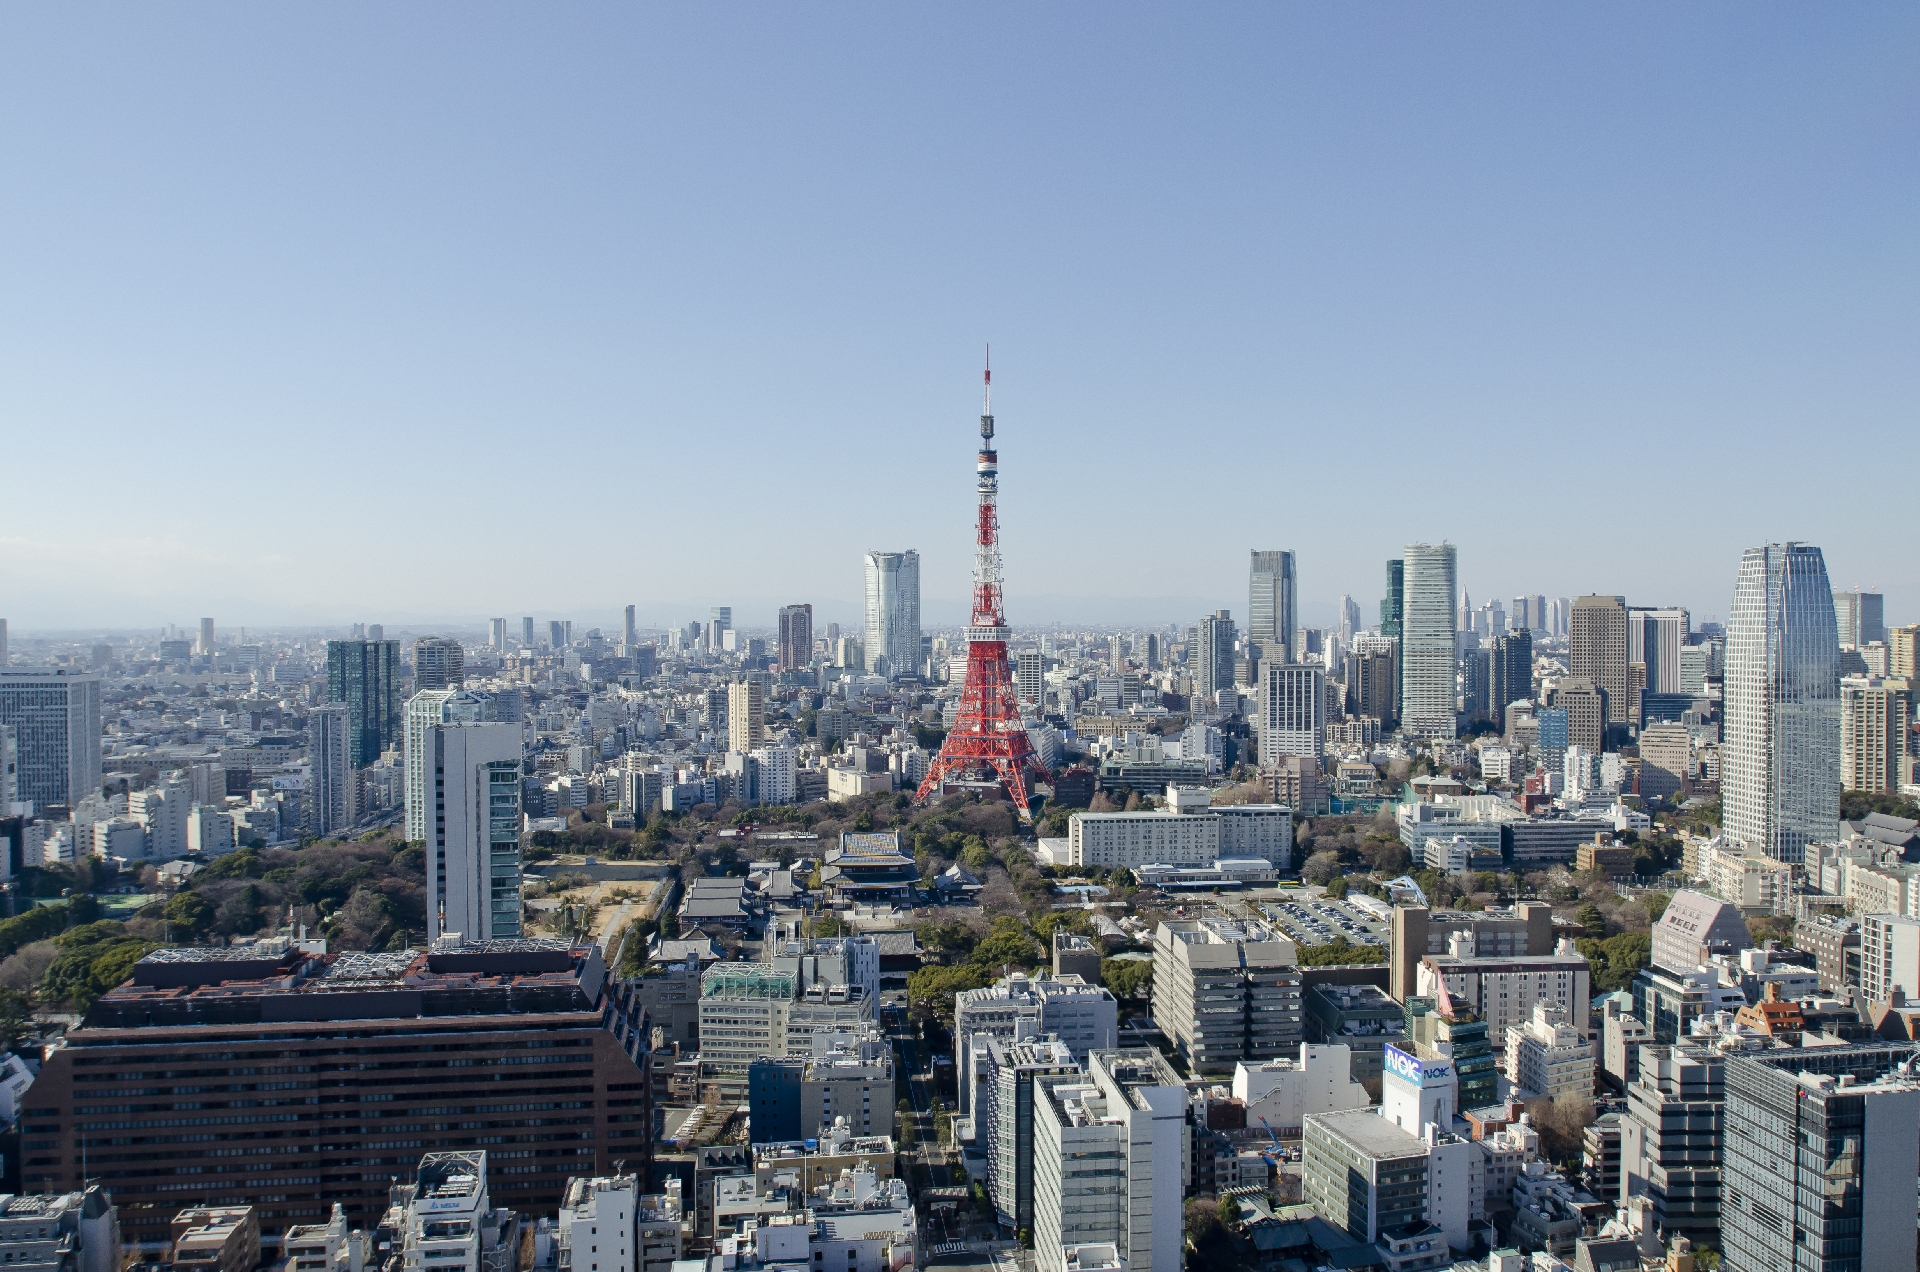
xmin=915 ymin=356 xmax=1050 ymax=819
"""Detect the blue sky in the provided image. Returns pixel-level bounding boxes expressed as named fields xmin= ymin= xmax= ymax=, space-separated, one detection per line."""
xmin=2 ymin=6 xmax=1914 ymax=636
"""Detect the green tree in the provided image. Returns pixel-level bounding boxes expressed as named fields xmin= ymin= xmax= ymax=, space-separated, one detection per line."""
xmin=906 ymin=963 xmax=992 ymax=1021
xmin=1575 ymin=902 xmax=1606 ymax=939
xmin=1101 ymin=958 xmax=1153 ymax=1002
xmin=163 ymin=891 xmax=214 ymax=940
xmin=970 ymin=917 xmax=1039 ymax=970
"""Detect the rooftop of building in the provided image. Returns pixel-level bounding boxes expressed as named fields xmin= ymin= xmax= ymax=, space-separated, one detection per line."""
xmin=417 ymin=1152 xmax=488 ymax=1201
xmin=955 ymin=971 xmax=1112 ymax=1005
xmin=1305 ymin=1108 xmax=1429 ymax=1160
xmin=78 ymin=940 xmax=606 ymax=1030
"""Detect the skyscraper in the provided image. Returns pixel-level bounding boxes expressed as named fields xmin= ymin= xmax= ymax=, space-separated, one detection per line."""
xmin=728 ymin=679 xmax=765 ymax=753
xmin=413 ymin=637 xmax=465 ymax=691
xmin=1348 ymin=637 xmax=1398 ymax=728
xmin=1193 ymin=610 xmax=1236 ymax=706
xmin=489 ymin=618 xmax=506 ymax=651
xmin=1249 ymin=550 xmax=1297 ymax=665
xmin=777 ymin=604 xmax=813 ymax=672
xmin=1840 ymin=675 xmax=1911 ymax=795
xmin=197 ymin=617 xmax=215 ymax=657
xmin=548 ymin=620 xmax=566 ymax=650
xmin=1339 ymin=595 xmax=1361 ymax=647
xmin=1381 ymin=560 xmax=1404 ymax=638
xmin=309 ymin=703 xmax=355 ymax=837
xmin=1628 ymin=607 xmax=1690 ymax=696
xmin=1258 ymin=661 xmax=1325 ymax=764
xmin=418 ymin=721 xmax=524 ymax=942
xmin=522 ymin=616 xmax=535 ymax=647
xmin=1570 ymin=596 xmax=1630 ymax=732
xmin=1488 ymin=629 xmax=1533 ymax=721
xmin=1016 ymin=651 xmax=1044 ymax=707
xmin=708 ymin=606 xmax=732 ymax=652
xmin=1724 ymin=543 xmax=1841 ymax=864
xmin=863 ymin=551 xmax=921 ymax=679
xmin=624 ymin=604 xmax=638 ymax=648
xmin=327 ymin=639 xmax=403 ymax=768
xmin=1400 ymin=543 xmax=1458 ymax=738
xmin=1833 ymin=588 xmax=1886 ymax=647
xmin=0 ymin=670 xmax=102 ymax=811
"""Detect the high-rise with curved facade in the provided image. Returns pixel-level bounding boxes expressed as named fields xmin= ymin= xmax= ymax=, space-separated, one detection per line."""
xmin=1724 ymin=542 xmax=1841 ymax=863
xmin=1401 ymin=542 xmax=1459 ymax=738
xmin=863 ymin=550 xmax=921 ymax=679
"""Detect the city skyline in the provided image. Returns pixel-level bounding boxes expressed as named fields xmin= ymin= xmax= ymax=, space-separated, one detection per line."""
xmin=3 ymin=8 xmax=1915 ymax=626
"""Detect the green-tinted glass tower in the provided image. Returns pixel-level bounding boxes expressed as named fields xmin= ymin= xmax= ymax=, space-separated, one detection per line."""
xmin=1381 ymin=559 xmax=1404 ymax=638
xmin=325 ymin=639 xmax=402 ymax=767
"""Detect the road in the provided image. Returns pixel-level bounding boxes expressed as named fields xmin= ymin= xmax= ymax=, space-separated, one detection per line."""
xmin=883 ymin=995 xmax=978 ymax=1248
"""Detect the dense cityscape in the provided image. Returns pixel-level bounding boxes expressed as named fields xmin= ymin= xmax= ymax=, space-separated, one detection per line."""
xmin=4 ymin=8 xmax=1913 ymax=1272
xmin=0 ymin=360 xmax=1914 ymax=1272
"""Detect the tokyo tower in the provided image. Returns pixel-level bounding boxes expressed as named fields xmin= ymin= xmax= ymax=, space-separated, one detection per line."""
xmin=915 ymin=355 xmax=1050 ymax=820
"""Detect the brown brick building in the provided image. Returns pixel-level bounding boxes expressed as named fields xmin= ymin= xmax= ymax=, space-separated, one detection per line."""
xmin=24 ymin=940 xmax=650 ymax=1254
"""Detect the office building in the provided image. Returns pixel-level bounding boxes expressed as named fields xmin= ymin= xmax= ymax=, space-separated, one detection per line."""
xmin=1721 ymin=1045 xmax=1920 ymax=1272
xmin=707 ymin=607 xmax=732 ymax=652
xmin=1569 ymin=596 xmax=1629 ymax=731
xmin=417 ymin=720 xmax=523 ymax=942
xmin=1152 ymin=918 xmax=1302 ymax=1073
xmin=1628 ymin=608 xmax=1689 ymax=698
xmin=391 ymin=1152 xmax=517 ymax=1272
xmin=25 ymin=940 xmax=652 ymax=1249
xmin=1400 ymin=543 xmax=1458 ymax=738
xmin=1891 ymin=624 xmax=1919 ymax=678
xmin=556 ymin=1174 xmax=638 ymax=1272
xmin=728 ymin=680 xmax=765 ymax=753
xmin=326 ymin=639 xmax=403 ymax=768
xmin=1840 ymin=675 xmax=1911 ymax=794
xmin=1389 ymin=903 xmax=1555 ymax=1004
xmin=623 ymin=604 xmax=639 ymax=649
xmin=1619 ymin=1045 xmax=1726 ymax=1242
xmin=978 ymin=1034 xmax=1080 ymax=1234
xmin=1637 ymin=722 xmax=1692 ymax=801
xmin=1258 ymin=661 xmax=1324 ymax=763
xmin=1032 ymin=1050 xmax=1185 ymax=1272
xmin=1302 ymin=985 xmax=1409 ymax=1088
xmin=1193 ymin=610 xmax=1236 ymax=705
xmin=862 ymin=552 xmax=920 ymax=678
xmin=777 ymin=604 xmax=813 ymax=673
xmin=413 ymin=637 xmax=464 ymax=690
xmin=1249 ymin=550 xmax=1297 ymax=666
xmin=309 ymin=703 xmax=355 ymax=837
xmin=748 ymin=1032 xmax=894 ymax=1143
xmin=1549 ymin=676 xmax=1606 ymax=756
xmin=1402 ymin=993 xmax=1497 ymax=1111
xmin=1724 ymin=543 xmax=1841 ymax=863
xmin=404 ymin=689 xmax=462 ymax=841
xmin=955 ymin=974 xmax=1117 ymax=1116
xmin=550 ymin=620 xmax=568 ymax=650
xmin=520 ymin=616 xmax=535 ymax=647
xmin=1833 ymin=588 xmax=1886 ymax=648
xmin=1381 ymin=559 xmax=1404 ymax=639
xmin=1415 ymin=933 xmax=1592 ymax=1047
xmin=197 ymin=617 xmax=216 ymax=657
xmin=0 ymin=670 xmax=102 ymax=811
xmin=1861 ymin=914 xmax=1920 ymax=1005
xmin=489 ymin=617 xmax=507 ymax=651
xmin=1301 ymin=1109 xmax=1430 ymax=1247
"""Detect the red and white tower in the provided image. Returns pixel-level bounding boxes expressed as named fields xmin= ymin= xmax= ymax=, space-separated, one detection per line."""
xmin=916 ymin=355 xmax=1050 ymax=819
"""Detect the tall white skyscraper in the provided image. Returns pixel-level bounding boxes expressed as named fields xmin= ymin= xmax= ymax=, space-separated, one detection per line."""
xmin=0 ymin=670 xmax=102 ymax=811
xmin=1724 ymin=543 xmax=1841 ymax=864
xmin=309 ymin=703 xmax=356 ymax=837
xmin=1249 ymin=550 xmax=1297 ymax=664
xmin=1016 ymin=650 xmax=1044 ymax=707
xmin=624 ymin=604 xmax=638 ymax=648
xmin=197 ymin=617 xmax=215 ymax=656
xmin=1258 ymin=661 xmax=1325 ymax=763
xmin=488 ymin=618 xmax=506 ymax=651
xmin=863 ymin=550 xmax=921 ymax=679
xmin=1339 ymin=595 xmax=1361 ymax=648
xmin=1400 ymin=543 xmax=1459 ymax=738
xmin=419 ymin=721 xmax=524 ymax=943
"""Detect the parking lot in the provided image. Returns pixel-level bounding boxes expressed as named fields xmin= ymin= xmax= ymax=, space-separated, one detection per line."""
xmin=1257 ymin=892 xmax=1389 ymax=947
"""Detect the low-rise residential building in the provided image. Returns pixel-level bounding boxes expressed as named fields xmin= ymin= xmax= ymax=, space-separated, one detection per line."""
xmin=170 ymin=1208 xmax=258 ymax=1272
xmin=0 ymin=1188 xmax=120 ymax=1272
xmin=1502 ymin=1003 xmax=1592 ymax=1101
xmin=1231 ymin=1043 xmax=1372 ymax=1134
